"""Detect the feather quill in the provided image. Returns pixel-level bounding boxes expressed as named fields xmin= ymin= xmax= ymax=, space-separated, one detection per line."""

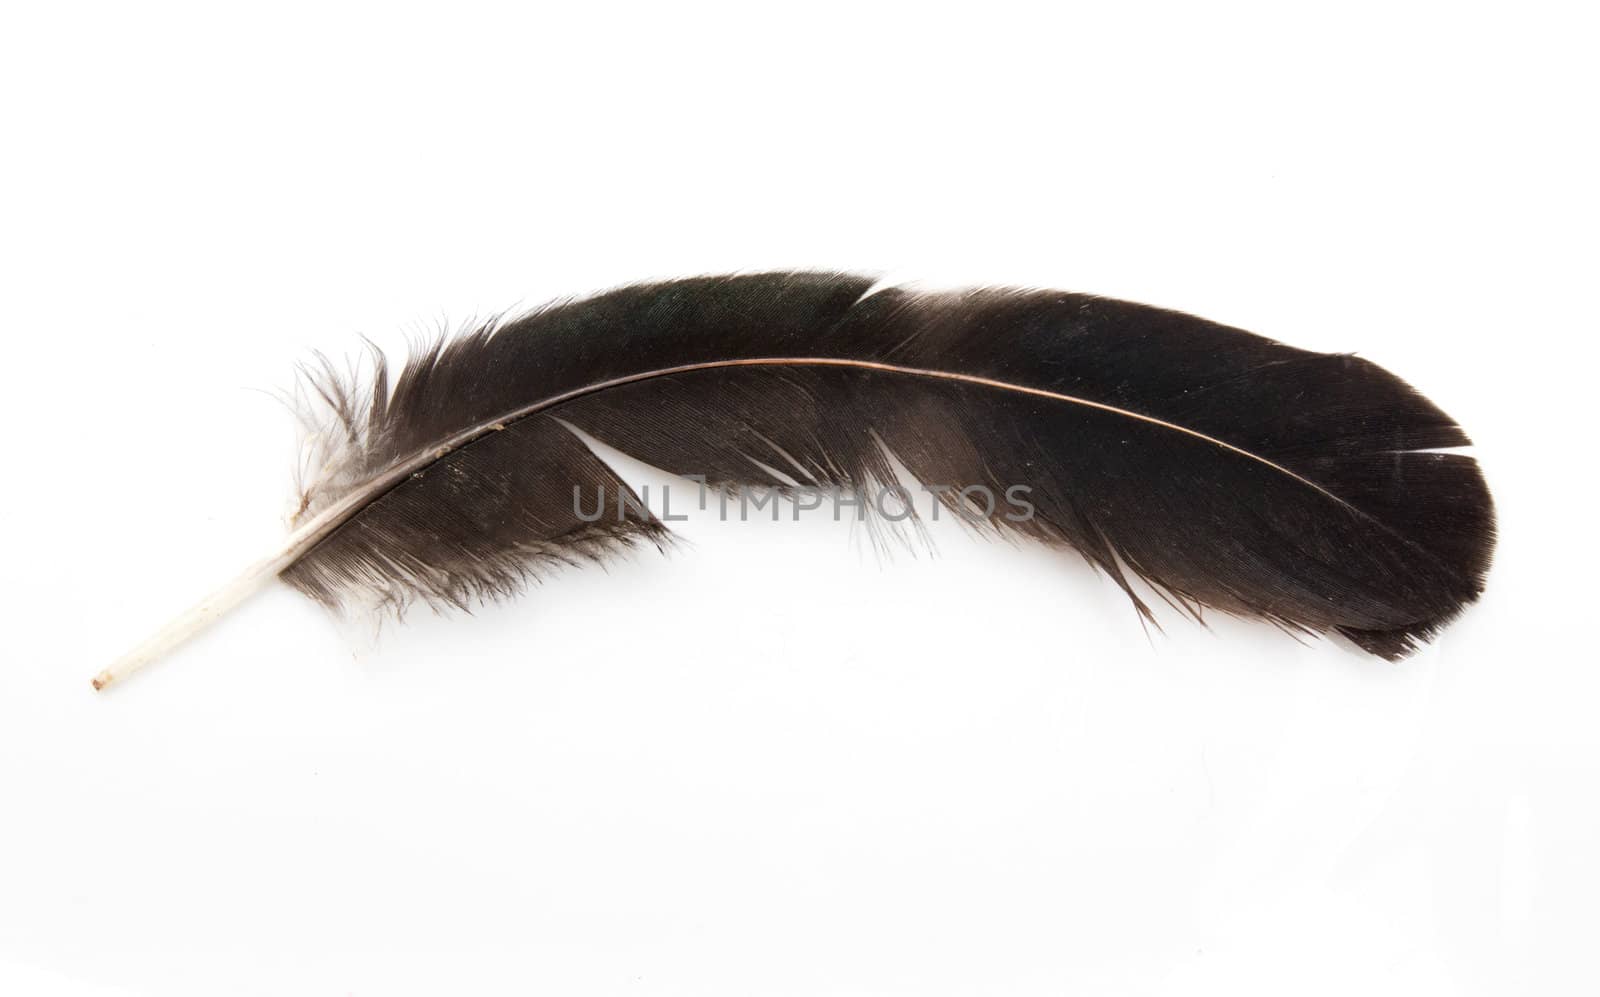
xmin=93 ymin=272 xmax=1495 ymax=688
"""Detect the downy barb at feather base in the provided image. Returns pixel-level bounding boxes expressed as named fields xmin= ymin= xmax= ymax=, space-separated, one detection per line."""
xmin=92 ymin=272 xmax=1495 ymax=689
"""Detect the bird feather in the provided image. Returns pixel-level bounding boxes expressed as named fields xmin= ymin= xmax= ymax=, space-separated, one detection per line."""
xmin=93 ymin=272 xmax=1496 ymax=688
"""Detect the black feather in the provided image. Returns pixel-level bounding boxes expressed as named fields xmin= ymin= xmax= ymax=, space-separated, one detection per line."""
xmin=277 ymin=271 xmax=1493 ymax=661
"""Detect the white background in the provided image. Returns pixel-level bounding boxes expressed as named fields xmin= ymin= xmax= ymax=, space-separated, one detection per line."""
xmin=2 ymin=2 xmax=1595 ymax=995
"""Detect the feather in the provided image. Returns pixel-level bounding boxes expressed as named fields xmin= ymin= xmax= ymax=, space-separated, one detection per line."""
xmin=92 ymin=272 xmax=1495 ymax=689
